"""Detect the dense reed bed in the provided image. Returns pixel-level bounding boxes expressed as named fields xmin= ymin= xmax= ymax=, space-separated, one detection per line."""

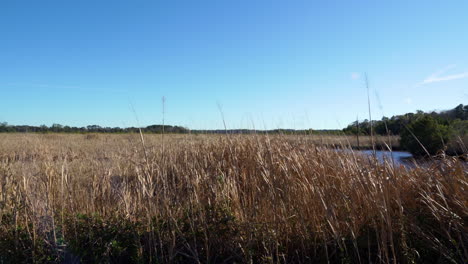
xmin=0 ymin=133 xmax=466 ymax=263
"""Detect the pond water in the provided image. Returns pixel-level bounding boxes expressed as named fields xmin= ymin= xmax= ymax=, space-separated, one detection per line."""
xmin=342 ymin=149 xmax=466 ymax=169
xmin=336 ymin=149 xmax=415 ymax=167
xmin=357 ymin=150 xmax=414 ymax=167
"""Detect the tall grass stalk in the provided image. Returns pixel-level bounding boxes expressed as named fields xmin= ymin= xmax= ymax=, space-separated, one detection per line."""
xmin=0 ymin=133 xmax=466 ymax=263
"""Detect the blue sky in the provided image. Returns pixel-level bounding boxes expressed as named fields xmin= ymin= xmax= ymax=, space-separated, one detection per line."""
xmin=1 ymin=0 xmax=467 ymax=129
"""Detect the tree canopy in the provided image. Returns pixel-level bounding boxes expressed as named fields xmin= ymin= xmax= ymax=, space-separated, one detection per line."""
xmin=343 ymin=103 xmax=467 ymax=136
xmin=400 ymin=115 xmax=451 ymax=156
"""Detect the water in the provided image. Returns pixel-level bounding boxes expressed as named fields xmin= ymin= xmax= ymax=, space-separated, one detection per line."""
xmin=336 ymin=149 xmax=414 ymax=167
xmin=358 ymin=150 xmax=413 ymax=167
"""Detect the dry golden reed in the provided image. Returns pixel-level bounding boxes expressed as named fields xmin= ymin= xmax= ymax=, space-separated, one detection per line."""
xmin=0 ymin=133 xmax=466 ymax=263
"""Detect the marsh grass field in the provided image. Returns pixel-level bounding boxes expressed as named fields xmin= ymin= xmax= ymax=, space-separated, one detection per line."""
xmin=0 ymin=133 xmax=466 ymax=263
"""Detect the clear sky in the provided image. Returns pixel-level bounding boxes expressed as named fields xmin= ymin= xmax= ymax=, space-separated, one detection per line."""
xmin=1 ymin=0 xmax=467 ymax=129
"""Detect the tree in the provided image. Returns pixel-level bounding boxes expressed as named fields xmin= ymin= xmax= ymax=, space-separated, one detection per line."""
xmin=0 ymin=122 xmax=8 ymax=132
xmin=87 ymin=125 xmax=102 ymax=131
xmin=51 ymin=124 xmax=63 ymax=132
xmin=400 ymin=116 xmax=451 ymax=156
xmin=454 ymin=104 xmax=466 ymax=120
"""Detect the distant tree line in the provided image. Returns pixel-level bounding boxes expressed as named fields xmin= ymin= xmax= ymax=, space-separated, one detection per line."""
xmin=0 ymin=123 xmax=190 ymax=134
xmin=0 ymin=122 xmax=345 ymax=135
xmin=3 ymin=104 xmax=465 ymax=141
xmin=343 ymin=104 xmax=468 ymax=136
xmin=343 ymin=104 xmax=467 ymax=156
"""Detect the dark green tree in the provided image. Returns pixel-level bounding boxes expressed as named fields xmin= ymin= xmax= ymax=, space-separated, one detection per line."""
xmin=454 ymin=104 xmax=466 ymax=120
xmin=400 ymin=115 xmax=451 ymax=156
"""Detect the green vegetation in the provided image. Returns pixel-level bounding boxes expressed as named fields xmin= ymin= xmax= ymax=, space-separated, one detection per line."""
xmin=343 ymin=104 xmax=468 ymax=155
xmin=0 ymin=122 xmax=346 ymax=135
xmin=343 ymin=104 xmax=467 ymax=136
xmin=0 ymin=123 xmax=190 ymax=134
xmin=400 ymin=115 xmax=451 ymax=156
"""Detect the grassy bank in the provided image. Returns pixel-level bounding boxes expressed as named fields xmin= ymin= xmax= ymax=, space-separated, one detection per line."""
xmin=0 ymin=134 xmax=466 ymax=263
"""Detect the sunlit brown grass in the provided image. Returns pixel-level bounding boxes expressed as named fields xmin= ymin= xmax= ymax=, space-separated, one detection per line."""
xmin=0 ymin=133 xmax=466 ymax=263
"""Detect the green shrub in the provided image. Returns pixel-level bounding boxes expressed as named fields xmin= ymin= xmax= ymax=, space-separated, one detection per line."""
xmin=65 ymin=214 xmax=142 ymax=263
xmin=400 ymin=115 xmax=451 ymax=156
xmin=0 ymin=214 xmax=59 ymax=263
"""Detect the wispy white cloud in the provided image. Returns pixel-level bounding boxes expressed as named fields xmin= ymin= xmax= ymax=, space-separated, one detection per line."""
xmin=425 ymin=64 xmax=456 ymax=80
xmin=350 ymin=72 xmax=360 ymax=80
xmin=423 ymin=72 xmax=468 ymax=83
xmin=418 ymin=65 xmax=468 ymax=85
